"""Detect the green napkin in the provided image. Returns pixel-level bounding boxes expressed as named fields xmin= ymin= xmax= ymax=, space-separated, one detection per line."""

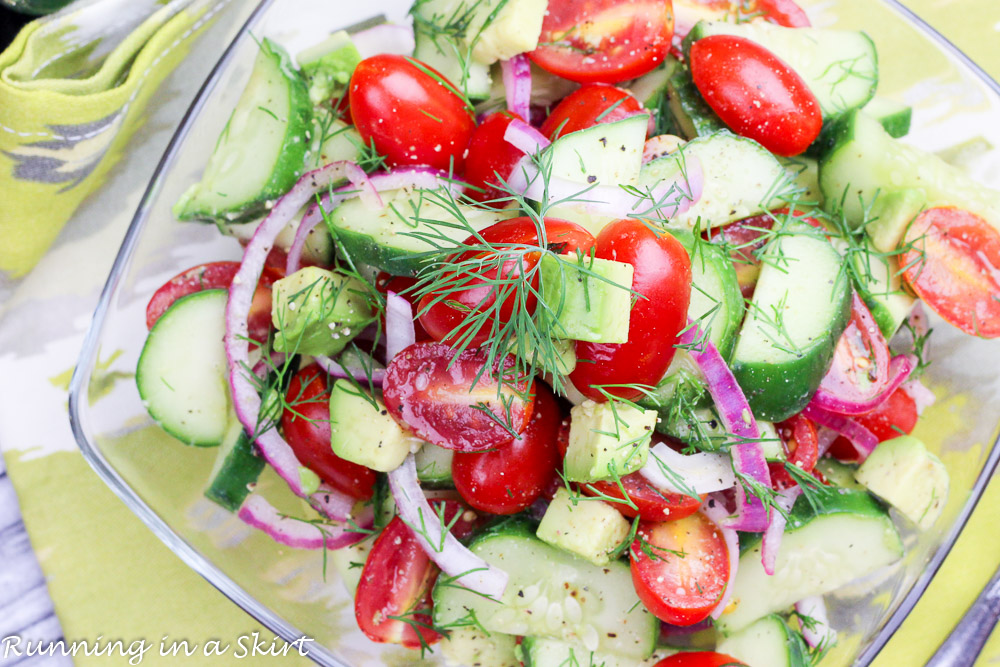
xmin=0 ymin=0 xmax=227 ymax=279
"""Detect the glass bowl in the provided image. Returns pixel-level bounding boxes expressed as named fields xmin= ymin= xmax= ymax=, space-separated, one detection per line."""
xmin=68 ymin=0 xmax=1000 ymax=665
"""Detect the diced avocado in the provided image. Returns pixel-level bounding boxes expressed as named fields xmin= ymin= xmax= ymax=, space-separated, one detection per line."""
xmin=329 ymin=380 xmax=413 ymax=472
xmin=536 ymin=487 xmax=631 ymax=566
xmin=564 ymin=400 xmax=655 ymax=482
xmin=459 ymin=0 xmax=547 ymax=64
xmin=815 ymin=458 xmax=863 ymax=491
xmin=865 ymin=188 xmax=927 ymax=253
xmin=440 ymin=628 xmax=519 ymax=667
xmin=539 ymin=253 xmax=635 ymax=344
xmin=849 ymin=236 xmax=916 ymax=338
xmin=412 ymin=29 xmax=492 ymax=100
xmin=716 ymin=614 xmax=812 ymax=667
xmin=855 ymin=435 xmax=949 ymax=531
xmin=271 ymin=267 xmax=375 ymax=356
xmin=508 ymin=334 xmax=578 ymax=375
xmin=305 ymin=111 xmax=363 ymax=170
xmin=297 ymin=30 xmax=361 ymax=106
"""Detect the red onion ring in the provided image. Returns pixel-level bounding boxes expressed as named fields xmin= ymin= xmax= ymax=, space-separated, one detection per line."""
xmin=795 ymin=596 xmax=836 ymax=648
xmin=313 ymin=354 xmax=386 ymax=385
xmin=801 ymin=403 xmax=879 ymax=461
xmin=238 ymin=494 xmax=373 ymax=550
xmin=761 ymin=486 xmax=802 ymax=576
xmin=901 ymin=378 xmax=936 ymax=415
xmin=500 ymin=54 xmax=532 ymax=121
xmin=812 ymin=354 xmax=915 ymax=416
xmin=503 ymin=118 xmax=550 ymax=155
xmin=702 ymin=494 xmax=739 ymax=619
xmin=385 ymin=291 xmax=416 ymax=363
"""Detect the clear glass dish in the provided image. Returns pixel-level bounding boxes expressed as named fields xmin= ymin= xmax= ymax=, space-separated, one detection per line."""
xmin=67 ymin=0 xmax=1000 ymax=664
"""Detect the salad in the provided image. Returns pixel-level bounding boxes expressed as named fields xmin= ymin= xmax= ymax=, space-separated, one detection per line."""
xmin=134 ymin=0 xmax=1000 ymax=665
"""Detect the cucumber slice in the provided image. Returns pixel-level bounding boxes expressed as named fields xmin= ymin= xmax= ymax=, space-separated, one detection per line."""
xmin=628 ymin=59 xmax=678 ymax=136
xmin=673 ymin=230 xmax=744 ymax=359
xmin=219 ymin=205 xmax=335 ymax=267
xmin=174 ymin=39 xmax=312 ymax=223
xmin=778 ymin=155 xmax=822 ymax=207
xmin=848 ymin=237 xmax=915 ymax=338
xmin=716 ymin=615 xmax=812 ymax=667
xmin=819 ymin=110 xmax=1000 ymax=229
xmin=717 ymin=490 xmax=903 ymax=633
xmin=664 ymin=65 xmax=725 ymax=140
xmin=522 ymin=636 xmax=640 ymax=667
xmin=432 ymin=519 xmax=658 ymax=660
xmin=813 ymin=458 xmax=863 ymax=491
xmin=414 ymin=443 xmax=454 ymax=487
xmin=413 ymin=27 xmax=492 ymax=100
xmin=686 ymin=22 xmax=878 ymax=118
xmin=730 ymin=222 xmax=851 ymax=421
xmin=440 ymin=628 xmax=519 ymax=667
xmin=204 ymin=418 xmax=265 ymax=512
xmin=638 ymin=131 xmax=789 ymax=231
xmin=863 ymin=97 xmax=912 ymax=139
xmin=327 ymin=187 xmax=512 ymax=276
xmin=136 ymin=289 xmax=230 ymax=447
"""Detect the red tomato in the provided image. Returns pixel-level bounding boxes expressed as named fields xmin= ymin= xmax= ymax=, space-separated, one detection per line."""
xmin=452 ymin=383 xmax=562 ymax=514
xmin=146 ymin=262 xmax=283 ymax=344
xmin=899 ymin=207 xmax=1000 ymax=338
xmin=418 ymin=217 xmax=596 ymax=346
xmin=464 ymin=112 xmax=526 ymax=206
xmin=350 ymin=55 xmax=475 ymax=171
xmin=281 ymin=365 xmax=377 ymax=500
xmin=539 ymin=84 xmax=644 ymax=140
xmin=355 ymin=500 xmax=479 ymax=648
xmin=383 ymin=342 xmax=536 ymax=452
xmin=690 ymin=35 xmax=822 ymax=157
xmin=654 ymin=652 xmax=748 ymax=667
xmin=673 ymin=0 xmax=809 ymax=40
xmin=530 ymin=0 xmax=673 ymax=84
xmin=768 ymin=413 xmax=819 ymax=489
xmin=828 ymin=388 xmax=918 ymax=462
xmin=570 ymin=220 xmax=692 ymax=402
xmin=630 ymin=512 xmax=730 ymax=625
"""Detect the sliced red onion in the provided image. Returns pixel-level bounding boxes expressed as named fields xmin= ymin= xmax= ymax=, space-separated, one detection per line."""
xmin=503 ymin=118 xmax=551 ymax=155
xmin=641 ymin=442 xmax=736 ymax=495
xmin=252 ymin=351 xmax=287 ymax=380
xmin=500 ymin=54 xmax=532 ymax=121
xmin=313 ymin=354 xmax=386 ymax=385
xmin=368 ymin=167 xmax=465 ymax=197
xmin=761 ymin=486 xmax=802 ymax=576
xmin=388 ymin=454 xmax=509 ymax=599
xmin=802 ymin=403 xmax=879 ymax=461
xmin=678 ymin=321 xmax=771 ymax=532
xmin=350 ymin=23 xmax=415 ymax=59
xmin=812 ymin=354 xmax=916 ymax=416
xmin=816 ymin=426 xmax=838 ymax=458
xmin=385 ymin=291 xmax=416 ymax=363
xmin=901 ymin=378 xmax=936 ymax=416
xmin=796 ymin=596 xmax=837 ymax=648
xmin=225 ymin=162 xmax=364 ymax=503
xmin=701 ymin=494 xmax=739 ymax=619
xmin=238 ymin=494 xmax=373 ymax=550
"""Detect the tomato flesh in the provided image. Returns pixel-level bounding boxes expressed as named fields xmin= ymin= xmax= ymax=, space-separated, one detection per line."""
xmin=383 ymin=342 xmax=536 ymax=451
xmin=654 ymin=652 xmax=748 ymax=667
xmin=690 ymin=35 xmax=822 ymax=156
xmin=539 ymin=84 xmax=644 ymax=140
xmin=630 ymin=512 xmax=730 ymax=626
xmin=900 ymin=206 xmax=1000 ymax=338
xmin=350 ymin=55 xmax=475 ymax=171
xmin=452 ymin=383 xmax=562 ymax=514
xmin=828 ymin=388 xmax=918 ymax=462
xmin=531 ymin=0 xmax=674 ymax=84
xmin=571 ymin=220 xmax=692 ymax=401
xmin=281 ymin=365 xmax=377 ymax=500
xmin=463 ymin=112 xmax=526 ymax=206
xmin=768 ymin=413 xmax=819 ymax=489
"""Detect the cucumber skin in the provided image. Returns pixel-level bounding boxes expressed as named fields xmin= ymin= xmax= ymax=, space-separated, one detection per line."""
xmin=327 ymin=222 xmax=427 ymax=276
xmin=673 ymin=230 xmax=743 ymax=360
xmin=204 ymin=429 xmax=265 ymax=512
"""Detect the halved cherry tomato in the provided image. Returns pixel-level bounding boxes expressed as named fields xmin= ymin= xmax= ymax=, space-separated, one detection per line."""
xmin=768 ymin=413 xmax=819 ymax=489
xmin=350 ymin=55 xmax=475 ymax=171
xmin=452 ymin=383 xmax=562 ymax=514
xmin=654 ymin=651 xmax=748 ymax=667
xmin=418 ymin=217 xmax=596 ymax=346
xmin=539 ymin=84 xmax=644 ymax=140
xmin=690 ymin=36 xmax=822 ymax=157
xmin=571 ymin=219 xmax=692 ymax=402
xmin=281 ymin=365 xmax=377 ymax=500
xmin=828 ymin=387 xmax=918 ymax=462
xmin=530 ymin=0 xmax=673 ymax=84
xmin=383 ymin=342 xmax=536 ymax=451
xmin=899 ymin=206 xmax=1000 ymax=338
xmin=630 ymin=512 xmax=730 ymax=626
xmin=673 ymin=0 xmax=809 ymax=41
xmin=146 ymin=262 xmax=283 ymax=344
xmin=355 ymin=500 xmax=480 ymax=648
xmin=464 ymin=112 xmax=526 ymax=206
xmin=818 ymin=294 xmax=891 ymax=407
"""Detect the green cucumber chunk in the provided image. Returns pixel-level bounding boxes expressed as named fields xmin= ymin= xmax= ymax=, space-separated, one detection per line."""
xmin=674 ymin=229 xmax=744 ymax=359
xmin=716 ymin=614 xmax=812 ymax=667
xmin=847 ymin=236 xmax=916 ymax=338
xmin=174 ymin=39 xmax=311 ymax=223
xmin=522 ymin=636 xmax=644 ymax=667
xmin=414 ymin=443 xmax=454 ymax=487
xmin=432 ymin=520 xmax=658 ymax=660
xmin=863 ymin=97 xmax=912 ymax=138
xmin=204 ymin=418 xmax=265 ymax=512
xmin=136 ymin=289 xmax=230 ymax=447
xmin=664 ymin=64 xmax=725 ymax=140
xmin=731 ymin=221 xmax=851 ymax=422
xmin=441 ymin=628 xmax=519 ymax=666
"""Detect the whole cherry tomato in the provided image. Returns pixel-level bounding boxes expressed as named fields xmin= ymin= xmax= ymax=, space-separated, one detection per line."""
xmin=570 ymin=219 xmax=692 ymax=402
xmin=452 ymin=383 xmax=562 ymax=514
xmin=899 ymin=206 xmax=1000 ymax=338
xmin=768 ymin=413 xmax=820 ymax=489
xmin=463 ymin=112 xmax=526 ymax=206
xmin=350 ymin=55 xmax=475 ymax=171
xmin=653 ymin=652 xmax=748 ymax=667
xmin=690 ymin=35 xmax=822 ymax=156
xmin=630 ymin=512 xmax=730 ymax=626
xmin=281 ymin=365 xmax=377 ymax=500
xmin=531 ymin=0 xmax=674 ymax=83
xmin=540 ymin=84 xmax=644 ymax=140
xmin=828 ymin=387 xmax=919 ymax=462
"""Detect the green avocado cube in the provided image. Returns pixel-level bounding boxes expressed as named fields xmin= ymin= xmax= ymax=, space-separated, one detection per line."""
xmin=564 ymin=400 xmax=655 ymax=482
xmin=539 ymin=253 xmax=634 ymax=344
xmin=271 ymin=267 xmax=374 ymax=356
xmin=329 ymin=380 xmax=414 ymax=472
xmin=298 ymin=31 xmax=361 ymax=106
xmin=537 ymin=487 xmax=631 ymax=566
xmin=855 ymin=435 xmax=949 ymax=531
